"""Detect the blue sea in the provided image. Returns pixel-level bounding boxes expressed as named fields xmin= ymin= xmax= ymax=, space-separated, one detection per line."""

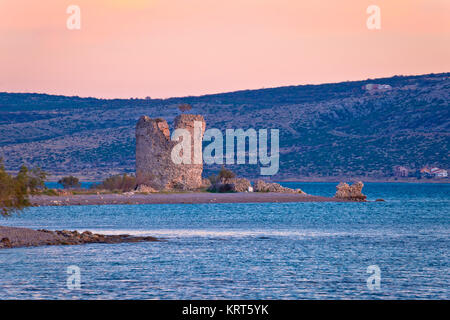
xmin=0 ymin=183 xmax=449 ymax=300
xmin=44 ymin=182 xmax=96 ymax=189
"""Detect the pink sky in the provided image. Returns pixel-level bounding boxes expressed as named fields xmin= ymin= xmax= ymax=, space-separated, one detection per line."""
xmin=0 ymin=0 xmax=449 ymax=98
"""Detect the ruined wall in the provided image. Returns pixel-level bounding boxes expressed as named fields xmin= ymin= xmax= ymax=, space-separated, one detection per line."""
xmin=135 ymin=114 xmax=206 ymax=190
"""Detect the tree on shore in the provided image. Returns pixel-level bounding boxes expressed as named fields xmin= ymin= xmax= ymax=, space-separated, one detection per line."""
xmin=207 ymin=167 xmax=237 ymax=193
xmin=58 ymin=176 xmax=81 ymax=189
xmin=0 ymin=160 xmax=47 ymax=217
xmin=16 ymin=165 xmax=47 ymax=195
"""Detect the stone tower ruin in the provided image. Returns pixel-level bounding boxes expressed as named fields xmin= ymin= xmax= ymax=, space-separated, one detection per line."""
xmin=135 ymin=114 xmax=206 ymax=191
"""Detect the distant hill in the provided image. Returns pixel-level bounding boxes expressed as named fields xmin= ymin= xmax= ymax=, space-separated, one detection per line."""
xmin=0 ymin=73 xmax=449 ymax=181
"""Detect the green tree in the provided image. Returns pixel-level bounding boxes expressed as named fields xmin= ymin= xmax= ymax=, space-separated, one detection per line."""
xmin=0 ymin=160 xmax=30 ymax=217
xmin=58 ymin=176 xmax=81 ymax=189
xmin=15 ymin=165 xmax=47 ymax=195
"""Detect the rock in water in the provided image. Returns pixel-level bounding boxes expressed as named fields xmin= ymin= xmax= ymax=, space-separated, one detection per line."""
xmin=135 ymin=114 xmax=206 ymax=191
xmin=334 ymin=181 xmax=367 ymax=201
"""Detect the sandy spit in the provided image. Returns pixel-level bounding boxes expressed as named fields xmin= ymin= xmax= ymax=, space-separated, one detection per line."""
xmin=30 ymin=192 xmax=347 ymax=207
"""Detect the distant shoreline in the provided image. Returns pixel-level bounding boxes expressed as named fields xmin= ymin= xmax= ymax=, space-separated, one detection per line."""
xmin=30 ymin=192 xmax=349 ymax=207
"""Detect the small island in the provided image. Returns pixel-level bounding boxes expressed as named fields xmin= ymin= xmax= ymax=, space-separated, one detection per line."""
xmin=31 ymin=113 xmax=368 ymax=207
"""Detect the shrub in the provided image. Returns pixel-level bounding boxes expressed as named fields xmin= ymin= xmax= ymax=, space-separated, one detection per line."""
xmin=206 ymin=167 xmax=237 ymax=193
xmin=92 ymin=174 xmax=136 ymax=192
xmin=218 ymin=166 xmax=235 ymax=183
xmin=16 ymin=165 xmax=47 ymax=194
xmin=207 ymin=183 xmax=235 ymax=193
xmin=0 ymin=160 xmax=33 ymax=216
xmin=208 ymin=174 xmax=220 ymax=185
xmin=218 ymin=183 xmax=234 ymax=193
xmin=58 ymin=176 xmax=81 ymax=189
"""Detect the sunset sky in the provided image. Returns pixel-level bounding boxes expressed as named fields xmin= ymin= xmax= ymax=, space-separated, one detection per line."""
xmin=0 ymin=0 xmax=449 ymax=98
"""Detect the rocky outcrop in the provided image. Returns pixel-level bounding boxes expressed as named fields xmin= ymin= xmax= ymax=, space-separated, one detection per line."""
xmin=253 ymin=180 xmax=305 ymax=194
xmin=229 ymin=178 xmax=252 ymax=192
xmin=334 ymin=181 xmax=367 ymax=201
xmin=135 ymin=184 xmax=157 ymax=193
xmin=136 ymin=114 xmax=206 ymax=191
xmin=0 ymin=226 xmax=158 ymax=249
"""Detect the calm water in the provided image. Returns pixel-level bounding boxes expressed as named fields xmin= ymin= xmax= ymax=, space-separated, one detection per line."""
xmin=0 ymin=183 xmax=448 ymax=299
xmin=45 ymin=182 xmax=96 ymax=189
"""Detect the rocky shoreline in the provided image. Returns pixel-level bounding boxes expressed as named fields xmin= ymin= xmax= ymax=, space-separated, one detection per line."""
xmin=0 ymin=226 xmax=158 ymax=249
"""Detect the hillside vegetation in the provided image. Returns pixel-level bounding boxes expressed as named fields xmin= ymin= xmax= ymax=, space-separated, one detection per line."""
xmin=0 ymin=73 xmax=448 ymax=181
